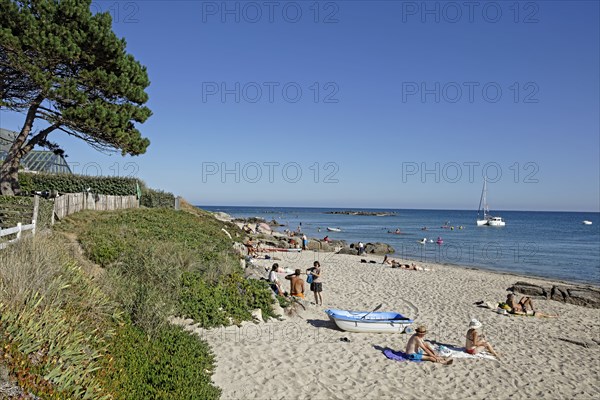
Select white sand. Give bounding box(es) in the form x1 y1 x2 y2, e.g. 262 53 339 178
188 251 600 400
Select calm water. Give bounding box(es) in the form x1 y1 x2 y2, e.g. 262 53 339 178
201 206 600 285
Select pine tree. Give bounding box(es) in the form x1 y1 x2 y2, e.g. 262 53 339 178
0 0 151 195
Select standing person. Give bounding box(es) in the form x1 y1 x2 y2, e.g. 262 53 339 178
465 319 500 358
358 241 365 255
302 234 308 250
268 264 285 296
307 261 323 305
285 269 305 299
405 326 453 364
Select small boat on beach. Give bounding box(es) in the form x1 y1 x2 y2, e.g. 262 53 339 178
325 309 413 333
327 227 341 232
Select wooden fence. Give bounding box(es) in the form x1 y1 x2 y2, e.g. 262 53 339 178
53 193 139 221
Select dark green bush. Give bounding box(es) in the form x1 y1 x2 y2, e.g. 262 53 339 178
102 322 220 400
18 172 139 196
179 272 277 327
140 187 175 208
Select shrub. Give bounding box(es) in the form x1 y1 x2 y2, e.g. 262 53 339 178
140 187 175 208
0 235 116 399
101 323 220 400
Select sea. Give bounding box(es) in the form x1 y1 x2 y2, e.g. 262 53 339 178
201 206 600 286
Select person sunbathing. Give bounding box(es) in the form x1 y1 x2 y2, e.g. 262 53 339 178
406 326 453 364
505 293 535 314
504 293 559 318
465 319 500 358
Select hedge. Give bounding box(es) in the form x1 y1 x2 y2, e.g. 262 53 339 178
19 172 139 196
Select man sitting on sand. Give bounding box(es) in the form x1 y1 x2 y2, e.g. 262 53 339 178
285 269 305 299
465 319 500 358
406 326 453 364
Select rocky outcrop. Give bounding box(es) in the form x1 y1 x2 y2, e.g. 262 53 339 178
325 211 396 216
364 242 395 255
509 281 600 309
337 247 358 255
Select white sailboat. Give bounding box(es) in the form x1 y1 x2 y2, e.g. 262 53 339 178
476 178 505 227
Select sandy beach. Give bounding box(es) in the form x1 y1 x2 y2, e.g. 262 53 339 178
180 250 599 400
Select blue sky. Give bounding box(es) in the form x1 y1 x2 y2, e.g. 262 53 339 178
1 0 599 211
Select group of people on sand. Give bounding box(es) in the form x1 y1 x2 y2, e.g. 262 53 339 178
407 293 559 364
267 261 324 305
406 318 499 365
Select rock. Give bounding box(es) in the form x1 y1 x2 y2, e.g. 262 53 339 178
307 240 333 252
213 212 233 222
565 287 600 308
251 308 263 322
550 285 568 302
337 247 358 255
232 242 246 256
364 242 395 255
511 281 600 309
508 281 549 298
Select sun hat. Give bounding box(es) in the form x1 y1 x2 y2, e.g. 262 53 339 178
469 319 483 329
415 325 427 334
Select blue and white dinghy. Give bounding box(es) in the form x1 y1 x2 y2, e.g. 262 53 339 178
325 308 413 333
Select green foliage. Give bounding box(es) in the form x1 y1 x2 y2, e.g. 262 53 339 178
0 0 152 154
140 187 175 208
18 172 139 196
179 272 278 327
57 207 275 332
0 235 117 399
102 323 220 400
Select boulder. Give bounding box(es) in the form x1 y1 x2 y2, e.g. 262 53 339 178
213 211 233 222
307 240 333 252
508 281 549 298
364 242 395 255
564 288 600 308
337 247 358 255
251 308 263 322
510 281 600 309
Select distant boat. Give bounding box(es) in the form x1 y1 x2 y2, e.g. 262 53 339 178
327 227 341 232
476 178 505 227
582 220 593 225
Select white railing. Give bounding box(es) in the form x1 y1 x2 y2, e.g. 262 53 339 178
0 221 36 250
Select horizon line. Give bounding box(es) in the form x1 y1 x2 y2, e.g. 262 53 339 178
195 204 600 214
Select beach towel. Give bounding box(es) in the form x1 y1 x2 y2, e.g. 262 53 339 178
383 348 415 362
430 344 497 361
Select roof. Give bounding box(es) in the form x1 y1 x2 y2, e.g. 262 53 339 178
0 129 72 174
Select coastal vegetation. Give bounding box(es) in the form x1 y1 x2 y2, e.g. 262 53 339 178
0 203 277 398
